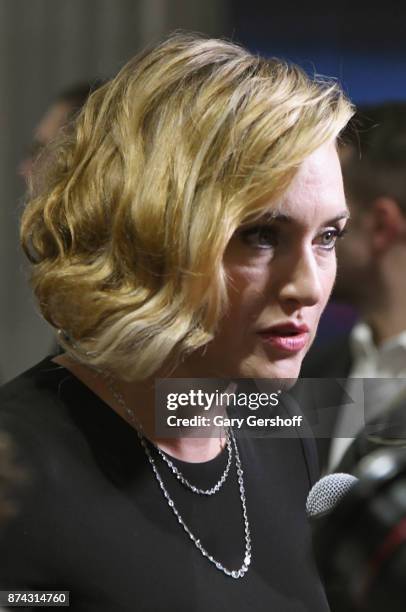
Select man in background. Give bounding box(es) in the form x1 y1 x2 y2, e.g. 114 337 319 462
300 102 406 471
19 82 100 184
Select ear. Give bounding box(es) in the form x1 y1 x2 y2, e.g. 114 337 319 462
370 197 406 254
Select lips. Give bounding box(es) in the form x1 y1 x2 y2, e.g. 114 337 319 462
257 322 309 353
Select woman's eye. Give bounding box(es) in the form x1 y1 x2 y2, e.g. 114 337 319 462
316 227 346 251
239 225 278 249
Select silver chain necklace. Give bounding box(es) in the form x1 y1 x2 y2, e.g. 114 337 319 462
103 373 252 579
155 431 233 495
103 370 232 495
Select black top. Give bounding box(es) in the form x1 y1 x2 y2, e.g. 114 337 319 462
0 357 329 612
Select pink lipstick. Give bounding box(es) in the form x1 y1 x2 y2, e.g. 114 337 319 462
258 322 309 353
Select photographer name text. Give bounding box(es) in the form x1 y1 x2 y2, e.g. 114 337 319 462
166 415 303 428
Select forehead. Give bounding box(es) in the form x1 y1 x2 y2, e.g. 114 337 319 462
275 142 348 225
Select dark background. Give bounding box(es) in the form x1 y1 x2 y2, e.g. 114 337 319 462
232 0 406 103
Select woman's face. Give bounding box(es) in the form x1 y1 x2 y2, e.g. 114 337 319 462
186 141 348 381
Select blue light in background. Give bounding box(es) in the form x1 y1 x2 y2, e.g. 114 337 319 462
249 46 406 103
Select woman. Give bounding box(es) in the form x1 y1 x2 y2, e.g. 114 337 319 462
0 33 352 611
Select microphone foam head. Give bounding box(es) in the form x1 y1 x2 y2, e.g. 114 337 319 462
306 473 358 517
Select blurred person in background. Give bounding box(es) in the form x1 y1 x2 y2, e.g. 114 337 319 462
0 33 352 611
19 81 101 185
301 103 406 471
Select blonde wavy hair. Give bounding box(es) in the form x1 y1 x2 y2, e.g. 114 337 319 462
21 33 353 381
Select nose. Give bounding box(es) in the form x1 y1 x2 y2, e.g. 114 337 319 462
278 249 325 308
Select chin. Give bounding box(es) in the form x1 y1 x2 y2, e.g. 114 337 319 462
237 354 302 386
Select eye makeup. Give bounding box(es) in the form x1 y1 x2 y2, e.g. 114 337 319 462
237 218 349 252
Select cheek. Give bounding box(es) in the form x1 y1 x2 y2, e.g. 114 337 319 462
320 258 337 308
228 261 269 287
225 262 270 322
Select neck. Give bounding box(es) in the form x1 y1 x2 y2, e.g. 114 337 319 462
154 435 227 463
364 308 406 346
360 274 406 346
53 353 228 463
118 375 229 463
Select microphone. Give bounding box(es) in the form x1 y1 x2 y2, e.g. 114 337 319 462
308 448 406 612
306 472 358 518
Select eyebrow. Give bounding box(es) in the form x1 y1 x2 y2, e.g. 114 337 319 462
258 209 350 225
